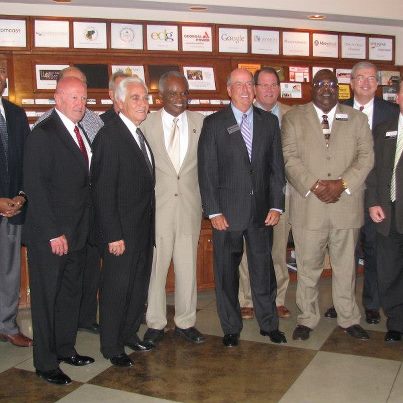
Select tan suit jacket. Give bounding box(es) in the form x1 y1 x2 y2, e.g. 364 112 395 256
141 110 204 236
282 102 374 230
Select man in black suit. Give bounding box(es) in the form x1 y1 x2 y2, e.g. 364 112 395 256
198 68 286 347
24 76 94 385
91 76 155 367
366 78 402 342
325 61 399 324
0 62 32 348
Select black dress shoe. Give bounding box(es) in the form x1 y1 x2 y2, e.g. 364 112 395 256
385 330 402 342
365 309 381 324
175 326 206 344
143 328 165 346
110 353 133 367
342 324 369 340
223 333 239 347
324 306 337 318
292 325 312 340
36 368 71 385
260 329 287 344
58 353 95 366
78 323 100 334
126 340 154 352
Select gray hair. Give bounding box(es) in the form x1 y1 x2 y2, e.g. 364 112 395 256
115 76 148 102
351 61 378 79
57 66 86 83
108 71 131 91
158 71 188 93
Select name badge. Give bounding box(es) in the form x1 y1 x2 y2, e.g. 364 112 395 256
385 131 398 138
335 113 348 121
227 124 239 134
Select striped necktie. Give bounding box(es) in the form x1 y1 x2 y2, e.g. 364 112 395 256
0 111 8 169
391 123 403 201
322 114 330 147
240 113 252 161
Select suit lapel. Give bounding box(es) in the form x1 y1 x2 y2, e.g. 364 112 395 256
155 110 178 175
306 103 327 148
225 106 250 165
383 119 399 175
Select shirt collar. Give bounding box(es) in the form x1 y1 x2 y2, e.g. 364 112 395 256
353 98 374 110
231 103 253 125
55 108 78 133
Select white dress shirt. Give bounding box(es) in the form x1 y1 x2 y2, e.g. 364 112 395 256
354 98 374 130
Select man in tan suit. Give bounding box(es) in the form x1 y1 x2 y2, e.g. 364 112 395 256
238 67 292 320
142 71 205 345
282 69 374 341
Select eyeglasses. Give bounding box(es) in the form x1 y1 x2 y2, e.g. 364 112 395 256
165 91 189 98
352 75 378 84
255 83 279 90
313 81 338 89
231 81 254 89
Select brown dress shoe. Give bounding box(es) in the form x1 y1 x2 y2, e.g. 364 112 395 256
277 306 291 318
0 332 33 347
241 307 254 320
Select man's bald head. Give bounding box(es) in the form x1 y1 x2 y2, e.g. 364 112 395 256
55 77 87 123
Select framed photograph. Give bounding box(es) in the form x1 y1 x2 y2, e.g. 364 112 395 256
183 67 216 90
182 26 213 52
35 64 70 90
280 83 302 99
341 35 366 59
148 65 179 91
74 64 109 89
34 20 69 48
147 25 178 51
0 19 26 48
369 37 393 61
336 68 352 84
73 22 107 49
238 63 261 75
282 32 309 56
312 33 338 58
338 84 351 100
289 66 310 82
111 65 145 82
383 86 397 103
251 30 279 55
111 23 143 50
377 70 400 86
218 27 248 53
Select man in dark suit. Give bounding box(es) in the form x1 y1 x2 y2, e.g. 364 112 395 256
0 62 32 348
325 61 399 324
198 68 286 347
366 78 402 342
24 76 94 385
91 76 155 367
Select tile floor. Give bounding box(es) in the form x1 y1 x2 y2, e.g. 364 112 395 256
1 276 402 403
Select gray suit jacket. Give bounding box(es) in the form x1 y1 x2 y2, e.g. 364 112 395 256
282 102 374 230
141 110 204 236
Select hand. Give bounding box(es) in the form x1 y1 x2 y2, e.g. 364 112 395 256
50 235 68 256
313 179 344 203
210 215 229 231
108 239 125 256
369 206 385 223
0 197 20 218
265 210 281 226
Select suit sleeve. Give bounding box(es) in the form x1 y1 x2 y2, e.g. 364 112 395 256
91 130 123 243
197 116 221 216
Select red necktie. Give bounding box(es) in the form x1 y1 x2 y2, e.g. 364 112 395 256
359 106 364 112
74 125 89 165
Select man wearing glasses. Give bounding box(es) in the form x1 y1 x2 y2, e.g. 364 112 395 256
282 69 374 341
198 68 286 347
324 62 399 325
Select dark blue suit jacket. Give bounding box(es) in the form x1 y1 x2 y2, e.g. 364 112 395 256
0 98 30 225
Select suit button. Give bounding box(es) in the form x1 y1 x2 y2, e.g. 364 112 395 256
174 193 178 196
327 173 331 177
250 170 253 174
177 176 180 180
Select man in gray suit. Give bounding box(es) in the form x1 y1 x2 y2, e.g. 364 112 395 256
282 69 374 341
142 71 205 345
198 68 286 347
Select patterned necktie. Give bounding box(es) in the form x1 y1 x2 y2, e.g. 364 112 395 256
136 128 153 176
0 111 8 170
167 117 180 173
74 125 89 166
359 106 364 112
390 124 403 201
240 113 252 161
321 114 330 147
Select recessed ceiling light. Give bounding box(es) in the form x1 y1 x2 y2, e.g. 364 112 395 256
53 0 72 3
189 6 208 12
308 14 326 20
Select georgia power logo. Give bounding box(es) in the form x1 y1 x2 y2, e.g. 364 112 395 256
120 27 135 43
84 26 98 41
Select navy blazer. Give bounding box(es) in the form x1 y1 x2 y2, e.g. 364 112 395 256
0 98 30 225
198 105 285 231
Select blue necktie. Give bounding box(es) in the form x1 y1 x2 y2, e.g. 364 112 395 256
240 114 252 161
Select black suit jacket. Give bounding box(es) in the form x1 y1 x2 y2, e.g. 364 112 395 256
344 97 399 132
100 107 117 124
366 112 402 236
23 110 91 250
198 105 285 231
0 98 30 225
91 114 155 250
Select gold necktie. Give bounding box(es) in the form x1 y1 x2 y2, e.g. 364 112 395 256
167 117 180 173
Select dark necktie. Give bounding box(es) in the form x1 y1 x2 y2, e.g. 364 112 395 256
74 125 89 165
0 111 8 170
136 128 153 176
240 113 253 161
321 114 330 147
359 105 364 112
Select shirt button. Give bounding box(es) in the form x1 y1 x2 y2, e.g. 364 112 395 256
327 173 331 177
